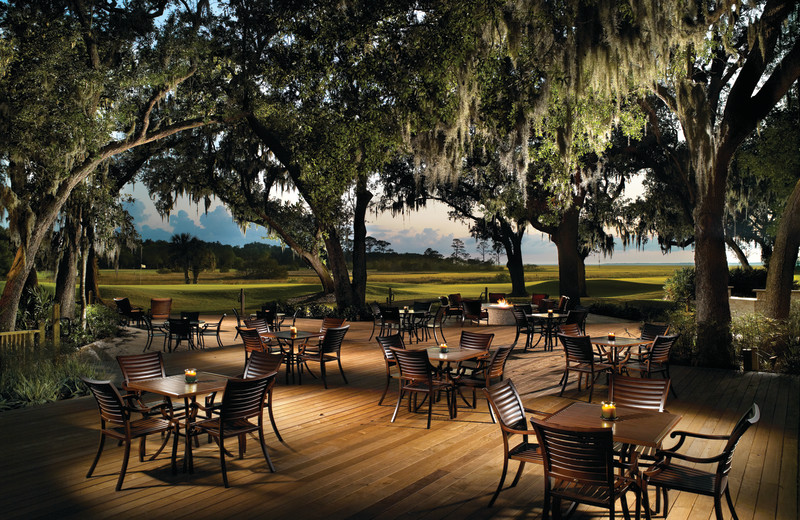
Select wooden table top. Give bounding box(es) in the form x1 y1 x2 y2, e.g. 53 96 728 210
125 372 229 399
420 346 488 363
543 401 681 448
273 330 319 341
590 336 652 348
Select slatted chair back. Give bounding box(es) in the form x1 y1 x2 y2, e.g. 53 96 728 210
413 301 432 313
538 298 557 312
320 317 347 334
391 347 434 384
531 419 615 489
243 351 284 379
381 306 401 326
511 305 529 327
448 293 463 306
609 373 670 412
483 379 527 431
238 327 267 358
320 325 349 354
219 376 272 424
565 309 588 333
376 334 404 363
83 378 128 424
531 293 549 307
719 404 760 477
557 323 582 336
557 295 571 312
149 298 172 320
488 293 506 303
117 352 166 386
649 334 679 364
484 344 514 380
459 330 494 352
558 334 594 364
114 298 136 316
244 317 270 336
641 322 670 341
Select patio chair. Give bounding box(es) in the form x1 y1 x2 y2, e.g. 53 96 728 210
530 418 642 520
390 347 455 429
488 292 506 303
531 293 549 310
188 375 277 488
624 334 680 397
456 330 494 375
140 315 168 352
643 403 760 520
297 325 350 388
232 307 243 340
511 304 536 350
113 297 144 326
482 379 551 506
165 318 195 352
376 334 405 405
454 344 514 422
564 309 588 334
557 333 613 402
149 298 172 320
462 299 488 326
242 351 285 442
81 377 178 491
199 313 227 348
556 295 570 312
238 326 270 362
368 302 383 340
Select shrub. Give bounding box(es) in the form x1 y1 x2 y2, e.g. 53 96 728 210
665 308 697 365
728 267 768 297
0 344 101 411
663 266 695 309
587 300 676 323
732 301 800 374
62 304 121 350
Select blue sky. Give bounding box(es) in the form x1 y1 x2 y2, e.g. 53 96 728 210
125 183 706 264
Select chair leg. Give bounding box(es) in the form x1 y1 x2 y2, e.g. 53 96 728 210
724 486 738 520
489 456 511 507
87 433 106 477
116 439 132 491
426 389 433 429
378 374 391 405
219 436 229 488
390 385 404 423
337 358 348 384
268 404 283 443
559 369 569 396
258 425 276 473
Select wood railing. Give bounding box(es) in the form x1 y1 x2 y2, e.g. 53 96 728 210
0 303 60 356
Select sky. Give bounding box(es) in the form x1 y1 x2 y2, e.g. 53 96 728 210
124 182 711 265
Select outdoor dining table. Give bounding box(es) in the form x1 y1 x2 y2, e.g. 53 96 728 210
590 336 652 371
272 329 320 384
526 312 568 350
399 309 426 343
125 371 229 471
542 401 681 449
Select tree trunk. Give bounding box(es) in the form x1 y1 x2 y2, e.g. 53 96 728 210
763 177 800 319
183 267 190 284
500 223 527 297
322 224 356 311
350 175 372 309
578 254 587 297
725 236 752 270
55 243 79 320
85 237 103 305
551 207 582 305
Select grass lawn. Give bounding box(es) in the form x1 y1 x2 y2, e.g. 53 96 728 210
19 263 786 315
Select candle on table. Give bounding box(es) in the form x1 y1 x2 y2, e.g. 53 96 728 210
608 332 615 341
439 343 448 353
290 326 297 337
184 368 197 384
547 309 553 316
601 401 617 420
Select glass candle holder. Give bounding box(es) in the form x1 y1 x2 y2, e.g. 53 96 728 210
290 326 297 337
547 309 553 316
601 401 617 420
184 368 197 384
607 332 615 341
439 343 448 353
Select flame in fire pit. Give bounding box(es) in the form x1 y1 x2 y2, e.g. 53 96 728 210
496 298 510 307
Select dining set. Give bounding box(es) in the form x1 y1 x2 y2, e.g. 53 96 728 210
82 350 283 490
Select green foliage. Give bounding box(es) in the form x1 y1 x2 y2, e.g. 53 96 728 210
663 267 695 308
15 286 54 331
241 255 288 280
587 299 676 323
665 308 698 365
731 302 800 374
0 345 100 411
728 267 767 297
61 304 121 351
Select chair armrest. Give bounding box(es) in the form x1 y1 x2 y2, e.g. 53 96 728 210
652 449 729 465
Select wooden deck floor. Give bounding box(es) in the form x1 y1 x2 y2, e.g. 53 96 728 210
0 316 797 519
